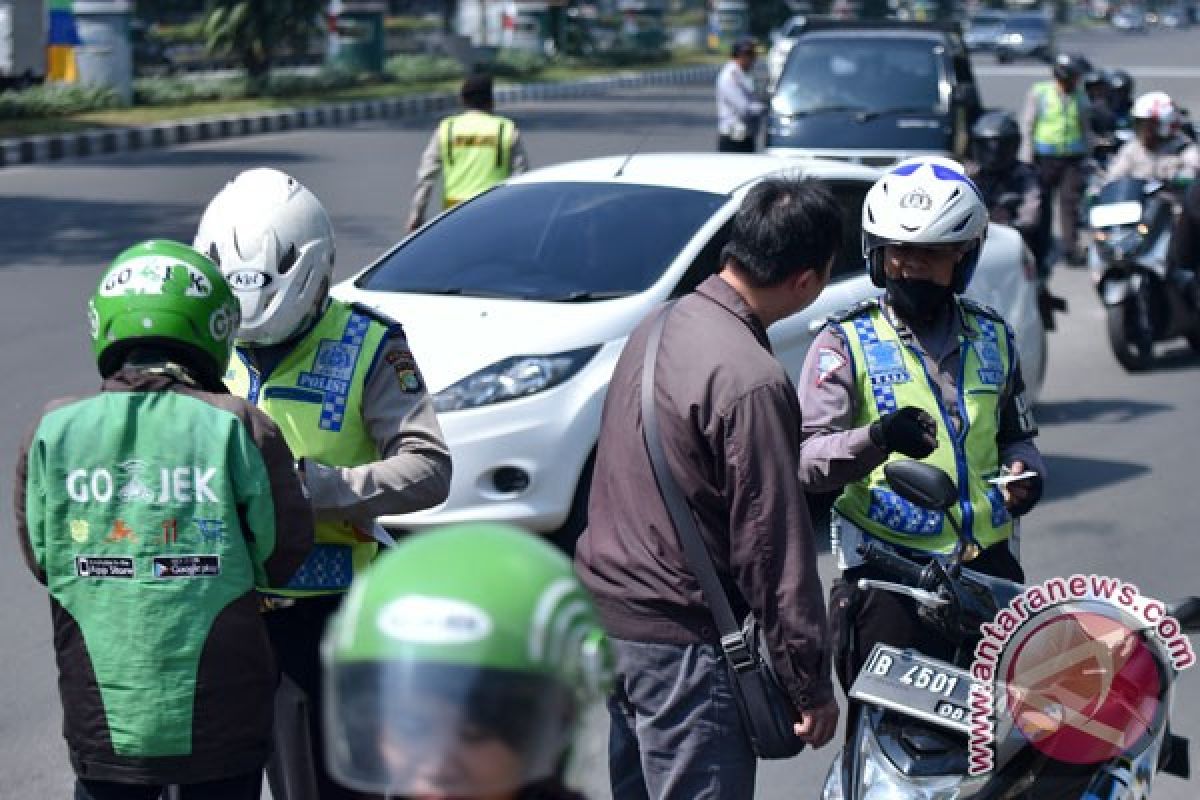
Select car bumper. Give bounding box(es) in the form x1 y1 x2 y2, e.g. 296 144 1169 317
377 345 618 535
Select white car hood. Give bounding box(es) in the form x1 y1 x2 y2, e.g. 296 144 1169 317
334 285 650 392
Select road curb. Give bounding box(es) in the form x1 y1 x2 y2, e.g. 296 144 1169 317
0 65 719 169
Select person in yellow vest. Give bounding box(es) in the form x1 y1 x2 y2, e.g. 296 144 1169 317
193 167 452 800
796 157 1045 713
406 72 529 233
1021 52 1093 266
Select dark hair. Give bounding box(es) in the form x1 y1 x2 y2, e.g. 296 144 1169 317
461 72 494 109
720 176 843 287
731 36 757 58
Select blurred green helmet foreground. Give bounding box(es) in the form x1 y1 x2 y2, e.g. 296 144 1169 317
322 522 612 797
89 239 239 382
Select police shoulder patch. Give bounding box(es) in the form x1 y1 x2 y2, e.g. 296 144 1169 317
350 302 407 337
383 348 423 393
958 297 1004 324
827 297 881 324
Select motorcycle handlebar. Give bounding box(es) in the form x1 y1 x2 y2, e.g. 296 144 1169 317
859 542 927 587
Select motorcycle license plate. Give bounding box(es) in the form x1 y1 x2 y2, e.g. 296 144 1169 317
849 644 976 734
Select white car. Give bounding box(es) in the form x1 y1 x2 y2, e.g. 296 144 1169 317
334 153 1046 546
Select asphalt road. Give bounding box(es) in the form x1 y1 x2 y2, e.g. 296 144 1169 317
1 25 1198 800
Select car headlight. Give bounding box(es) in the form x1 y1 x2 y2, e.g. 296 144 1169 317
432 346 600 412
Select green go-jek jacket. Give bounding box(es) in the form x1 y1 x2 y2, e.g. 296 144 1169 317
15 366 313 785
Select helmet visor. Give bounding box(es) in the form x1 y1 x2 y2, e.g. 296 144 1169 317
324 660 575 796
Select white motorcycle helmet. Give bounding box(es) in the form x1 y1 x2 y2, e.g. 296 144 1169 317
1132 91 1179 139
194 168 335 346
861 155 989 293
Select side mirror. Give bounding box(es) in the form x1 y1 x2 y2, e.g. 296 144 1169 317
1169 597 1200 634
884 460 958 512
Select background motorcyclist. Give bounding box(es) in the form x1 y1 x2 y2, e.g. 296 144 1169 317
797 157 1046 710
1083 70 1117 141
322 522 609 800
1105 68 1136 130
1106 91 1200 186
966 112 1063 329
967 111 1043 262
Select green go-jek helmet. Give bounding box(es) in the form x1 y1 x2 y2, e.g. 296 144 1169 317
322 523 612 797
89 240 240 381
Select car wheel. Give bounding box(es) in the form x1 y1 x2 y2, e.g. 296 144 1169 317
996 50 1012 64
548 452 595 557
1186 329 1200 354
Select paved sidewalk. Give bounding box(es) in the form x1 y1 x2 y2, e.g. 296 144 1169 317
0 65 718 169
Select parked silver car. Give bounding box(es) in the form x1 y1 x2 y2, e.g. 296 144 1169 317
964 10 1007 53
995 13 1056 62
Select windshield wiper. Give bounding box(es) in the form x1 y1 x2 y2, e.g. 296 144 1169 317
854 106 938 122
398 287 524 299
545 290 633 302
789 105 870 117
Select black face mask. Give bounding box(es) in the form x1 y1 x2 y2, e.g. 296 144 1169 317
885 277 953 323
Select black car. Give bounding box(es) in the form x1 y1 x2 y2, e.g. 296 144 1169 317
765 19 982 164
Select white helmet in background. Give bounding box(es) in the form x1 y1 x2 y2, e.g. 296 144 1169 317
1132 91 1179 138
194 168 335 346
861 155 989 292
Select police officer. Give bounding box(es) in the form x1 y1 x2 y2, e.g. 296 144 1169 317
796 157 1046 704
322 522 610 800
194 168 452 800
1022 52 1092 266
407 72 530 233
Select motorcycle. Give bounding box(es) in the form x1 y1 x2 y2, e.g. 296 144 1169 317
1088 176 1200 370
822 460 1198 800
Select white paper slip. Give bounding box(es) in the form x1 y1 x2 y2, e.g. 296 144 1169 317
987 471 1039 486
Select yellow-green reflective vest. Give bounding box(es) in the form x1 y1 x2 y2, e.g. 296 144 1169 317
1032 81 1086 157
832 301 1015 555
225 300 387 596
438 110 516 207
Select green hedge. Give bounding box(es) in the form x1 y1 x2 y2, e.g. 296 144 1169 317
0 83 124 119
490 50 549 79
383 54 465 84
133 67 369 106
1 49 681 121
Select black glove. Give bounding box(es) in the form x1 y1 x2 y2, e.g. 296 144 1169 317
869 406 938 458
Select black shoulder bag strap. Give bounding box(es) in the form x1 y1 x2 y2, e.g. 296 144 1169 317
639 302 746 663
639 303 806 760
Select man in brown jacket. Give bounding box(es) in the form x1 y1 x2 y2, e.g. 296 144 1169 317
576 176 842 800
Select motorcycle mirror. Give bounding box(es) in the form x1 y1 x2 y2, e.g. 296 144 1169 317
1168 597 1200 634
884 460 958 512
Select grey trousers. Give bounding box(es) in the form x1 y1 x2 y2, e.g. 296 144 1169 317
607 637 756 800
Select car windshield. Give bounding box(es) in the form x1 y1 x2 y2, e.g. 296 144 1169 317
1005 17 1049 32
970 13 1005 29
357 182 727 300
774 37 944 116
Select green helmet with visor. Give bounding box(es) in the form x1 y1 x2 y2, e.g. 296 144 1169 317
89 240 240 382
322 523 612 798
